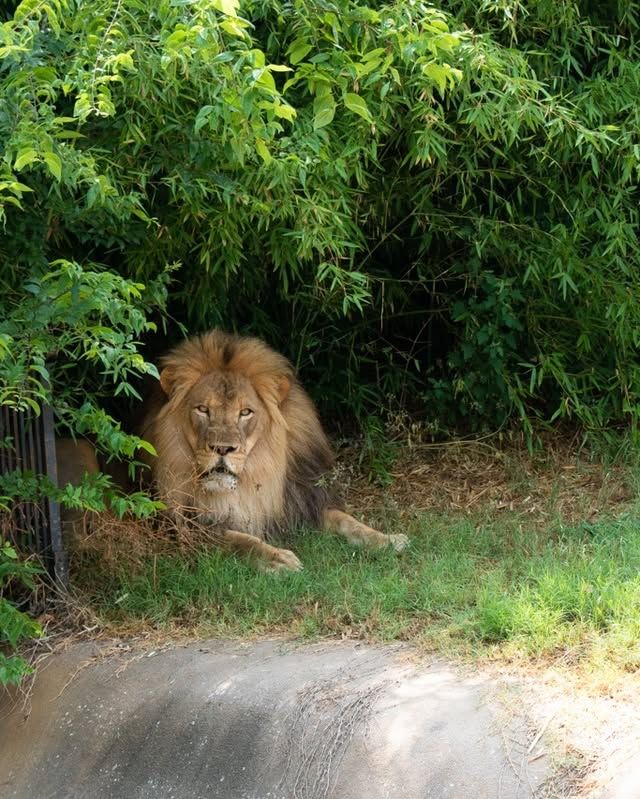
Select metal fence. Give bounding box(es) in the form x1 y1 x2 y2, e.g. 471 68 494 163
0 403 67 584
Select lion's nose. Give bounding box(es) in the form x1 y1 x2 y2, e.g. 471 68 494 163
209 443 237 456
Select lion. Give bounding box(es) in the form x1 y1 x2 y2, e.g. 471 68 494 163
139 330 408 571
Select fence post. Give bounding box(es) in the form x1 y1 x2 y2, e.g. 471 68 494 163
42 403 68 587
0 404 67 586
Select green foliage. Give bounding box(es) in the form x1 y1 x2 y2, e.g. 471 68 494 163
0 469 161 519
1 259 162 414
358 414 399 485
1 0 640 454
0 540 42 686
0 255 166 516
430 272 526 429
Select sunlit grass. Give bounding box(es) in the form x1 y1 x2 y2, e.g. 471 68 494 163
75 509 640 673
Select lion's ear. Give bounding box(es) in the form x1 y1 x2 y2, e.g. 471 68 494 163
276 375 291 405
159 366 176 397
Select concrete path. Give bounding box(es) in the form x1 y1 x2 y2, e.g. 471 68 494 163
0 640 550 799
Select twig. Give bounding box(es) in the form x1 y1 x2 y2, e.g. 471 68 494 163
528 712 556 754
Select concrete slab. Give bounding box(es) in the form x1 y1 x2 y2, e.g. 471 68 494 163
0 640 549 799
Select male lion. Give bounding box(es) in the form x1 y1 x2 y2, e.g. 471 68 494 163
140 330 408 571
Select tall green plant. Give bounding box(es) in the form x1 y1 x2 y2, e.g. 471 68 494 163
1 0 639 446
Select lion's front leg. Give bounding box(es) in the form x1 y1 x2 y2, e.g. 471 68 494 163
222 530 303 573
322 508 408 552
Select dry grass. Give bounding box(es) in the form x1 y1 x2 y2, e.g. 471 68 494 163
65 504 234 575
342 435 635 525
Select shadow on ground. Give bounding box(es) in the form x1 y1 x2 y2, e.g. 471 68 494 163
0 640 553 799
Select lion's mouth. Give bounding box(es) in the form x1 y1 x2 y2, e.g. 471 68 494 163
200 463 234 479
199 462 239 491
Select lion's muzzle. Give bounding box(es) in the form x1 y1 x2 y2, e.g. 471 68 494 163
198 457 239 492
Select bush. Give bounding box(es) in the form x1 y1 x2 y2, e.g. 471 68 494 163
1 0 639 443
1 0 637 680
0 540 42 685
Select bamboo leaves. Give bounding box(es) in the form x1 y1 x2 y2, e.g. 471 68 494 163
1 0 639 443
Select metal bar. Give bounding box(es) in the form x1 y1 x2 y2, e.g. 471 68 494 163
0 406 7 476
18 410 36 554
41 403 67 586
2 406 15 472
32 410 48 566
10 406 28 548
0 407 15 543
34 409 47 555
25 414 41 557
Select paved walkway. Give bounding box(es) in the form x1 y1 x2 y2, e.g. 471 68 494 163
0 640 550 799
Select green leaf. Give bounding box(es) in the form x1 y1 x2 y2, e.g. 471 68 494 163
273 103 297 122
267 64 293 73
14 149 39 171
255 138 272 163
422 62 448 95
43 152 62 181
362 48 386 62
194 105 213 133
435 33 460 53
313 93 336 129
343 93 373 123
220 19 247 37
164 30 187 49
113 51 135 71
254 68 276 93
288 38 312 65
211 0 239 16
137 440 157 457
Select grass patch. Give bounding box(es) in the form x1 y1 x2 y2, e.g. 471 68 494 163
73 508 640 673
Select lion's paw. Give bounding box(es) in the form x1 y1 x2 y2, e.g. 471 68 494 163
260 547 304 573
388 533 409 552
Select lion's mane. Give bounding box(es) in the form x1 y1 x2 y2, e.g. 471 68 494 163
141 330 337 536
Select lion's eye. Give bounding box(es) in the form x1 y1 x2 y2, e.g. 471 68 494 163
239 408 253 418
195 405 209 415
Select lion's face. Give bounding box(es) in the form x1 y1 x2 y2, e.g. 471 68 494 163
143 331 335 533
178 371 268 492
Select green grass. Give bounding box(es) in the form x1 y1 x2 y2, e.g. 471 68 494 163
76 510 640 672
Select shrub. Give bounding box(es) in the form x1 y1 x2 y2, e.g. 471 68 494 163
0 540 42 685
1 0 639 440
